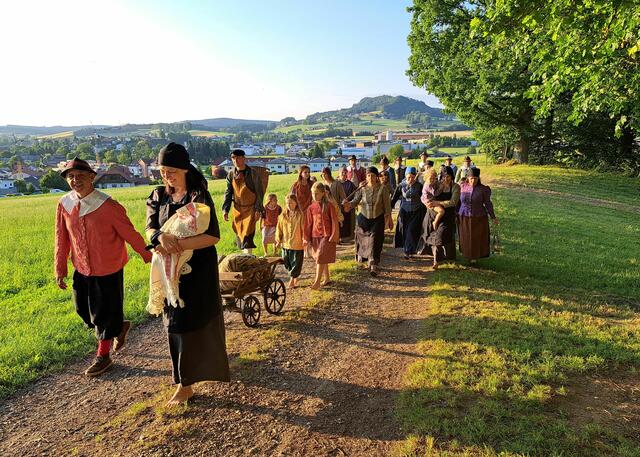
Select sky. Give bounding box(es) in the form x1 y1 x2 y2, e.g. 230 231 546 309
0 0 440 126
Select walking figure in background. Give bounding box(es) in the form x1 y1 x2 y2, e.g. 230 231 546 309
379 155 396 193
343 167 392 277
304 182 340 289
275 194 305 289
260 193 282 256
394 156 406 191
337 166 357 243
455 156 475 183
417 166 460 269
54 157 152 377
290 165 315 213
222 149 264 255
347 155 366 187
421 169 446 230
458 167 499 264
391 167 425 259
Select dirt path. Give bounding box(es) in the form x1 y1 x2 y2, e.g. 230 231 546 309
0 243 433 456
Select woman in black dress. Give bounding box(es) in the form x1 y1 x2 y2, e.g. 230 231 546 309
418 166 460 269
146 143 230 405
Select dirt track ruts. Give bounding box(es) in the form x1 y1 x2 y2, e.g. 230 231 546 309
0 243 433 456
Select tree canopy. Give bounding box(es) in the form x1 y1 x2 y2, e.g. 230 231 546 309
407 0 640 173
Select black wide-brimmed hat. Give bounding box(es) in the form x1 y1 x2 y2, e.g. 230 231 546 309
349 155 358 161
60 157 96 178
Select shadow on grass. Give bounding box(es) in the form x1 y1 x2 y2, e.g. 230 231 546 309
396 265 640 456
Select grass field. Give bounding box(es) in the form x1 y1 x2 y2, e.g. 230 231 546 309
188 130 230 138
0 173 309 398
37 131 74 140
432 130 474 137
396 161 640 455
3 158 640 454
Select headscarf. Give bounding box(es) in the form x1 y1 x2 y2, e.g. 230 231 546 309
158 142 208 191
158 142 190 170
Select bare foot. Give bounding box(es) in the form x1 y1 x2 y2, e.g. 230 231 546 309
310 282 322 290
166 385 194 406
287 279 296 289
432 262 439 270
321 280 333 286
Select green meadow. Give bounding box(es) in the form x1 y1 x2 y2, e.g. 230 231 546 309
396 161 640 455
274 116 415 135
0 173 305 398
2 157 640 455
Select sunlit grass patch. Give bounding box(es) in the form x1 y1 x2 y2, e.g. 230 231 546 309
399 268 640 454
397 161 640 455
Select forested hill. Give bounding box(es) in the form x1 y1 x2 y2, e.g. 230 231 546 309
305 95 448 123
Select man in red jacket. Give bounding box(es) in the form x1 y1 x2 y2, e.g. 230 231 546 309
54 158 152 377
346 155 366 187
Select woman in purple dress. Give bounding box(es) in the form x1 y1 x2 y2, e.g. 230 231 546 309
458 168 499 263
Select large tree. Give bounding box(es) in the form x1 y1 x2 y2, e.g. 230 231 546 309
407 0 540 162
75 143 94 160
40 170 70 191
482 0 640 165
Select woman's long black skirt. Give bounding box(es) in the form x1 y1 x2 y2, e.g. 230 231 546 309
340 209 355 242
393 206 426 255
355 213 385 265
418 206 457 261
168 312 230 386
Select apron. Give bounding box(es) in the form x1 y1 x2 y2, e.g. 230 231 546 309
231 173 257 241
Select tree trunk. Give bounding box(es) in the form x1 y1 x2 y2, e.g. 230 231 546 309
514 106 534 163
617 122 634 158
513 136 530 163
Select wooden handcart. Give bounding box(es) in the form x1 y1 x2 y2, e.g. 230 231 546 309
219 257 287 327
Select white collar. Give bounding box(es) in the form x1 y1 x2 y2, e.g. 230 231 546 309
60 189 111 217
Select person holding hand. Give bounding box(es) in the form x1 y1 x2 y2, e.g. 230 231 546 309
55 157 152 377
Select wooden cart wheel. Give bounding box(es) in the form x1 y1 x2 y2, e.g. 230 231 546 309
263 278 286 315
241 296 261 327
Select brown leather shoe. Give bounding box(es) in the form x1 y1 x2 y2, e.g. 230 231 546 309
84 355 113 377
113 320 131 353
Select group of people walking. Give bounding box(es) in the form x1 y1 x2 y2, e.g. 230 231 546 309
53 143 497 406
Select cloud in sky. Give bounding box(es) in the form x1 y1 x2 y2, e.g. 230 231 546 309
0 0 440 126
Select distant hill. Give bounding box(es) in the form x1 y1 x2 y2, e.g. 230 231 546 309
305 95 448 123
0 96 452 137
190 118 276 130
0 124 109 136
0 118 276 137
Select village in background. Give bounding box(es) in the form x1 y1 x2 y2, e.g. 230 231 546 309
0 95 476 196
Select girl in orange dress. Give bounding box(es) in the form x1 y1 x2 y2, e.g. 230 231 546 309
303 182 340 290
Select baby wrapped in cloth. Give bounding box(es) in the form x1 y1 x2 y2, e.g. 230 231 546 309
147 202 210 315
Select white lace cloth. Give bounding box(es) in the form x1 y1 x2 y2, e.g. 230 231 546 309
147 202 210 315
